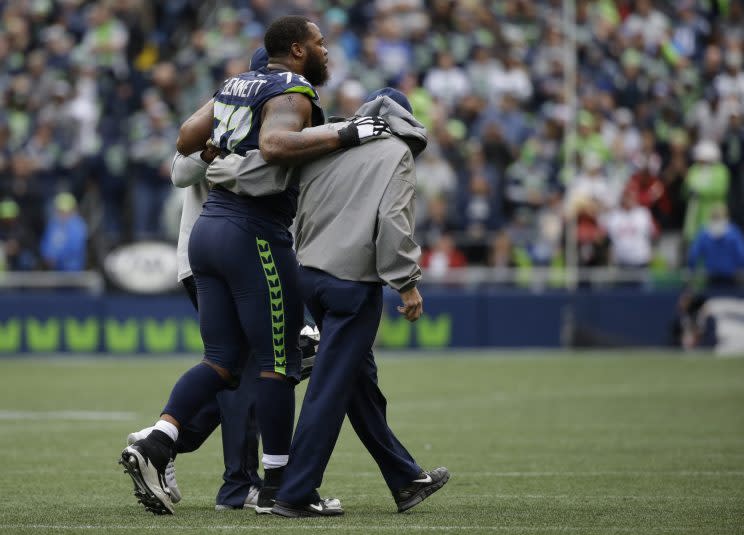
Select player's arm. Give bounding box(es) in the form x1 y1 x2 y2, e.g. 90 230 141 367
258 94 341 166
207 122 348 196
259 94 392 166
176 99 214 156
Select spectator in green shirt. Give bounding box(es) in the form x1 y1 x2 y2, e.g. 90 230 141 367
684 140 730 243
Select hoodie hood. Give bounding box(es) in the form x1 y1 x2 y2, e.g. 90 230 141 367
353 96 428 157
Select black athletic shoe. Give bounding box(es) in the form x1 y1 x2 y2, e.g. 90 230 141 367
256 465 286 514
119 431 175 515
393 467 450 513
271 497 344 518
254 486 278 514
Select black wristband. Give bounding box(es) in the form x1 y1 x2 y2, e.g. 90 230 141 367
338 125 360 148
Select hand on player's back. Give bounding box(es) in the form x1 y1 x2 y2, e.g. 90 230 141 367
338 116 392 147
201 139 220 163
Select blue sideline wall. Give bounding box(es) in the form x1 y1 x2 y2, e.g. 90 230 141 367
0 288 702 353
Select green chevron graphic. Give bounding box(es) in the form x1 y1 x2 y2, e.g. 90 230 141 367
257 238 286 375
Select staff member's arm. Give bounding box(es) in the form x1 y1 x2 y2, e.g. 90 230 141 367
207 123 342 196
170 147 218 188
375 150 423 322
206 150 289 196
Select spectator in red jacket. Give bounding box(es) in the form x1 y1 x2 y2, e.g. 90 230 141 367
625 155 671 227
421 233 468 279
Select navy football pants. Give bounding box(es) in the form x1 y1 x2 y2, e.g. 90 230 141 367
175 275 262 507
277 267 421 505
188 215 302 381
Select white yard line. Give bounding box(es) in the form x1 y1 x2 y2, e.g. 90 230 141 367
0 410 137 421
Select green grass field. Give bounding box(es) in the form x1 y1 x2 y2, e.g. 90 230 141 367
0 351 742 534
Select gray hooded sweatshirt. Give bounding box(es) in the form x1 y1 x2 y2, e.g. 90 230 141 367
206 95 427 291
294 97 427 291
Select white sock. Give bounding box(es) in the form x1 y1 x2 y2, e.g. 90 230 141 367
262 454 289 470
153 419 179 442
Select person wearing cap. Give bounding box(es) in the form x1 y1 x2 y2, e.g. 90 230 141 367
0 198 38 271
209 88 449 517
688 203 744 287
39 192 87 271
684 140 730 243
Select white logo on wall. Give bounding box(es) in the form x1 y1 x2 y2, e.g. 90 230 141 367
104 242 179 294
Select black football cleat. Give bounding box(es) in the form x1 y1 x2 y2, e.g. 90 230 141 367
119 431 175 515
254 485 278 514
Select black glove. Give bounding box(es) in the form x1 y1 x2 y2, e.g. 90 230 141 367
338 116 392 147
299 325 320 381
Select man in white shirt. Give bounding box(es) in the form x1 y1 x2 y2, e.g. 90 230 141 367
602 190 656 268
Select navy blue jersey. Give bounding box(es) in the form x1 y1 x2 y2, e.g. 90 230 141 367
205 67 325 230
212 66 324 156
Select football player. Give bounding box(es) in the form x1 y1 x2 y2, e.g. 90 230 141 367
127 46 319 513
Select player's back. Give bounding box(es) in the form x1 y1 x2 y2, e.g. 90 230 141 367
204 67 324 233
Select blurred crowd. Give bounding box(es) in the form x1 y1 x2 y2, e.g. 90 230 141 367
1 0 743 286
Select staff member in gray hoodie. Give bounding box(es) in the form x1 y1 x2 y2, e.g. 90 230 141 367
208 88 449 517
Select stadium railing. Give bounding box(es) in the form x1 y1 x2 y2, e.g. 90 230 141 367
0 271 105 294
419 266 697 291
0 268 737 294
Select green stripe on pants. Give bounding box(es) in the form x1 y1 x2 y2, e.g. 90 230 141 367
256 238 286 375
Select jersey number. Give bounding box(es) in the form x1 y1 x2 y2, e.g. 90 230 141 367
212 101 253 153
282 72 312 86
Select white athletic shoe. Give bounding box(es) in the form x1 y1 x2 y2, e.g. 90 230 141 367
119 443 175 515
127 427 181 504
215 485 261 510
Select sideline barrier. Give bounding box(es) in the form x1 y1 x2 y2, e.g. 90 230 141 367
0 288 724 353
